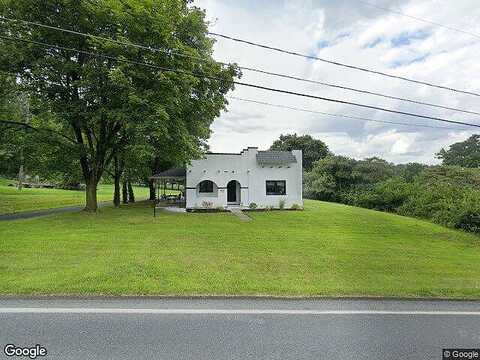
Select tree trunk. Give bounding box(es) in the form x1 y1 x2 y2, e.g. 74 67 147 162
114 175 121 207
85 178 98 212
122 181 128 204
149 178 156 201
127 181 135 203
18 95 28 191
113 156 121 207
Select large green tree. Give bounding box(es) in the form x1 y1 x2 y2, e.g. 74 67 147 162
436 134 480 168
270 133 330 171
0 0 238 211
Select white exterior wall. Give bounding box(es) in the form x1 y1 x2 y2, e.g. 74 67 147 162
186 148 303 209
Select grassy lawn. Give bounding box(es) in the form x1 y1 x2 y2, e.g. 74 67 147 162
0 178 150 214
0 199 479 297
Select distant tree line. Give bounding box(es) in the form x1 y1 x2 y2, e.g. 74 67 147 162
271 134 480 234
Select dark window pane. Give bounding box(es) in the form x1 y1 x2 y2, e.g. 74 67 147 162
266 180 286 195
199 180 214 193
266 181 276 195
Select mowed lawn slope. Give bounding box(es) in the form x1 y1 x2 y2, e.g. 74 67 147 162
0 200 479 297
0 178 150 214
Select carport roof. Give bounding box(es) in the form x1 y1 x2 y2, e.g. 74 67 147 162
150 168 186 179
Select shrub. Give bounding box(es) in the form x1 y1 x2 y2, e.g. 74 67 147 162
249 202 258 209
456 210 480 233
279 199 285 210
354 177 412 212
433 189 480 233
398 182 460 220
290 203 301 210
397 180 480 234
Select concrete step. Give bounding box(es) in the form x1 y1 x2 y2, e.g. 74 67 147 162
228 208 252 222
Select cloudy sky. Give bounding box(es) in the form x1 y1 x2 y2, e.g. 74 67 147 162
194 0 480 164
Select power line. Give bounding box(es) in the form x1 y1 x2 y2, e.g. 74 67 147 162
0 15 209 64
1 16 479 116
0 120 76 143
232 82 480 129
1 34 480 130
208 31 480 98
358 0 480 40
227 96 467 130
0 34 171 70
240 66 480 116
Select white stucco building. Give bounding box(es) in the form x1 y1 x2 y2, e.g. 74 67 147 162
184 147 302 210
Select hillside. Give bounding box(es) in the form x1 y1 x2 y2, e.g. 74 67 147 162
0 200 479 297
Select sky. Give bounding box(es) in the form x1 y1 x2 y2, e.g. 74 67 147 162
194 0 480 164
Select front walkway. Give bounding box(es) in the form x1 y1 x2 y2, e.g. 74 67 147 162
228 207 252 221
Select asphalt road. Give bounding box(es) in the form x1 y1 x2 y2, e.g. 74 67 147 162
0 298 479 359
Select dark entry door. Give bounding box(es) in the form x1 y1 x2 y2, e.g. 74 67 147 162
227 181 236 203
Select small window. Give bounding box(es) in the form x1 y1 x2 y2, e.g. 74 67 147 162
266 180 286 195
198 180 214 193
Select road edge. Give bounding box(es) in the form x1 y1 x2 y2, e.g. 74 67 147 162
0 294 479 302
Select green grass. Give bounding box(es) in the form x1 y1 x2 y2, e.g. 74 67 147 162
0 200 479 297
0 178 150 214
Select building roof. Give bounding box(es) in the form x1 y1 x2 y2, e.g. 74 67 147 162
256 151 297 166
150 168 186 179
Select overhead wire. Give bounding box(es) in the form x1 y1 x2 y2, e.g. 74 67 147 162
358 0 480 40
227 96 468 130
1 34 479 129
208 31 480 97
1 16 479 115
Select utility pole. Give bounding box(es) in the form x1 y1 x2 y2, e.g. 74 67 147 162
17 94 30 190
17 149 24 190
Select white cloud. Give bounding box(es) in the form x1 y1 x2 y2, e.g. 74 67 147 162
195 0 480 164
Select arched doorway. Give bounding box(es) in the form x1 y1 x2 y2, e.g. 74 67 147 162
227 180 240 205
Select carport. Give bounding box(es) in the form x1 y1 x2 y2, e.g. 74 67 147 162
149 168 186 215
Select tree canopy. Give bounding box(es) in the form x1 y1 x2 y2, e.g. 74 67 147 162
0 0 239 210
269 133 330 171
304 155 396 202
436 134 480 168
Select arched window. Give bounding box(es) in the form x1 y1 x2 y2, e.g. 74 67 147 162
198 180 214 193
